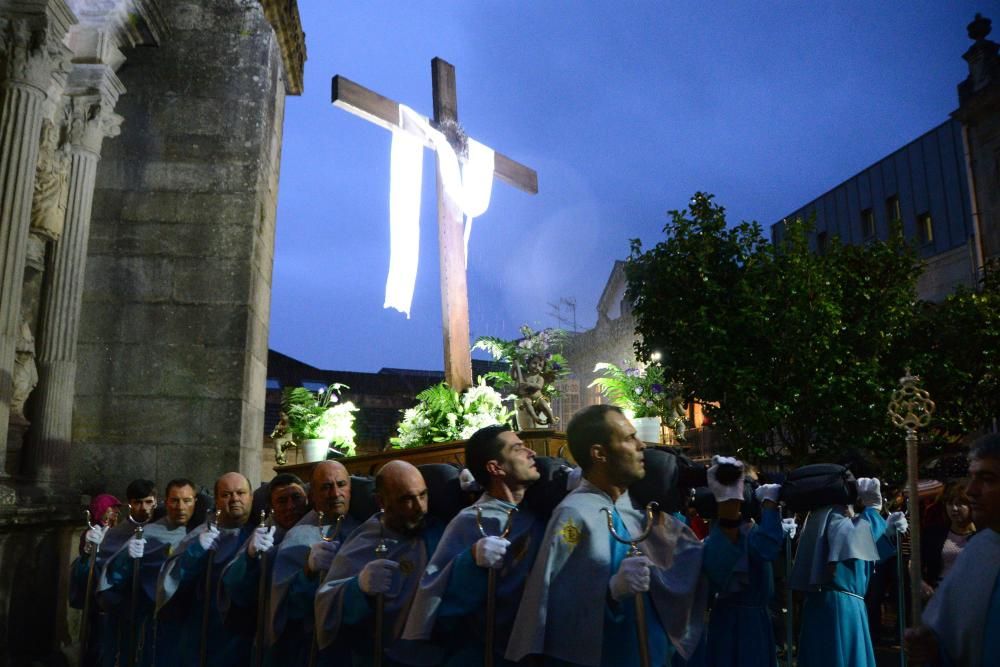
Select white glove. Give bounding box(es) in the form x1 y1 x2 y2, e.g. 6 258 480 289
473 536 510 569
85 525 107 547
608 555 651 602
755 483 782 504
781 518 798 540
247 525 276 558
307 541 341 573
198 525 220 552
886 511 908 537
358 559 399 596
566 466 583 491
857 478 883 510
707 456 745 503
126 535 146 559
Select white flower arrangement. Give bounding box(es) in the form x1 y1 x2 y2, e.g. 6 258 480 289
391 378 513 448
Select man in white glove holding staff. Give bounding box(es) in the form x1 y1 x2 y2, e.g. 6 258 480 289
403 425 545 666
506 405 707 667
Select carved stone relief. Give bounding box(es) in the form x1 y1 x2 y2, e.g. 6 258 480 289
30 119 70 240
11 319 38 424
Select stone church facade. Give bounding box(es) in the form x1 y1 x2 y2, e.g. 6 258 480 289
0 1 304 662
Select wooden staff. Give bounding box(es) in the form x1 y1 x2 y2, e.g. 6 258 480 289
308 512 347 667
199 509 222 667
784 513 794 667
253 510 271 667
601 502 659 667
79 510 100 659
887 369 934 628
373 510 389 667
895 537 908 667
126 511 147 667
474 505 517 667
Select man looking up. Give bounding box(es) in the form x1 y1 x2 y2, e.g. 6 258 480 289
101 479 197 667
220 473 310 664
268 461 359 666
157 472 254 666
316 460 445 666
404 424 545 665
507 405 707 666
906 433 1000 667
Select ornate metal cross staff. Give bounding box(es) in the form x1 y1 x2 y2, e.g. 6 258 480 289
199 509 222 667
307 511 348 667
887 368 935 631
600 502 659 667
126 508 149 667
79 509 100 658
253 510 272 667
474 505 517 667
373 509 389 667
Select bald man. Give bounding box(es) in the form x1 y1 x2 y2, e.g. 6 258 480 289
220 473 310 665
157 472 255 667
316 460 446 666
265 461 360 666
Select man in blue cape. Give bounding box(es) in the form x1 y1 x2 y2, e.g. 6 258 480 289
906 433 1000 667
156 471 255 666
100 478 196 666
266 461 359 666
219 472 309 665
791 475 906 667
506 404 707 667
315 460 445 666
403 424 546 665
70 492 122 667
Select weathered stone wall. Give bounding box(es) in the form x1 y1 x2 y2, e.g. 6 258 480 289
75 0 286 494
562 312 641 409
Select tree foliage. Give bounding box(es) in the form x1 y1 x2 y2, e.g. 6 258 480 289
625 192 996 479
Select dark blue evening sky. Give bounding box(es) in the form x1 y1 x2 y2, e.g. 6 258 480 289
270 1 985 373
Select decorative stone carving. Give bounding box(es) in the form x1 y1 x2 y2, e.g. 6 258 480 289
65 0 167 49
259 0 305 95
0 5 76 92
11 320 38 424
63 92 122 154
30 119 70 240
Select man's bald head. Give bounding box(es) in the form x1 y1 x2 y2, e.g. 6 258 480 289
375 461 428 535
311 460 351 519
215 472 252 527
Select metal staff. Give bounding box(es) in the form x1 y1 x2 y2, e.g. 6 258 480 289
252 510 272 667
79 509 100 659
600 502 659 667
199 509 222 667
888 369 934 627
373 510 389 667
307 512 347 667
895 533 907 667
126 509 149 667
475 505 517 667
782 507 794 667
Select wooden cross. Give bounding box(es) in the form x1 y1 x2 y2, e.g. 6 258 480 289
332 58 538 392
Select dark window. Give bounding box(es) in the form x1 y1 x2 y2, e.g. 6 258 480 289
816 231 828 255
917 213 934 245
886 195 901 224
861 208 875 239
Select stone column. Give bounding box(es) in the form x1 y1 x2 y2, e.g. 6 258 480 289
0 0 74 483
24 70 121 486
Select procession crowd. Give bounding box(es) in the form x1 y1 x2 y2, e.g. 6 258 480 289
72 405 1000 667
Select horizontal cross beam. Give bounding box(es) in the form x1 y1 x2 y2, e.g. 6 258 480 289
331 75 539 194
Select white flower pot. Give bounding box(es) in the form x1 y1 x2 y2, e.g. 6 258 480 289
633 416 662 444
301 438 330 463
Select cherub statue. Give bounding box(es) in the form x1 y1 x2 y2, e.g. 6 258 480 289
270 411 296 465
513 354 559 429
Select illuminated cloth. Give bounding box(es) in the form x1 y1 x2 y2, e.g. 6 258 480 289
386 104 495 317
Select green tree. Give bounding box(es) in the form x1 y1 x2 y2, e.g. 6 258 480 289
626 193 927 476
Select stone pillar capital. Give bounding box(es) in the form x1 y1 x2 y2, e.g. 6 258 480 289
0 0 76 93
62 89 120 153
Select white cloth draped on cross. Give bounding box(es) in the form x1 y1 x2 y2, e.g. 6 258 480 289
385 104 495 318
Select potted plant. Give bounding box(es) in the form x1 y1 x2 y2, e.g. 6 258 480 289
274 383 358 463
588 361 687 443
472 325 571 429
390 378 513 448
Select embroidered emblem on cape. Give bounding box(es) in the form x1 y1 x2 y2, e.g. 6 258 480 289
398 559 415 575
559 519 581 546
